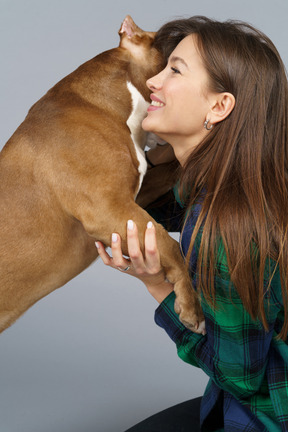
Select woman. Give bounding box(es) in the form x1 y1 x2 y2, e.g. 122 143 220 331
96 16 288 431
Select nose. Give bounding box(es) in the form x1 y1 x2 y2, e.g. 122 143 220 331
146 70 163 92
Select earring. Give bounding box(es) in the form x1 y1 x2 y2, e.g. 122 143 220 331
204 119 213 130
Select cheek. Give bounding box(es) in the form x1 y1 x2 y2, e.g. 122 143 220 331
183 89 209 119
171 97 207 134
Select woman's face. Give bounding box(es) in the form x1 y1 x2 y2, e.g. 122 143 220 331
142 34 215 164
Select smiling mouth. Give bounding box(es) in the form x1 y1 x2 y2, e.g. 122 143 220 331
150 100 164 107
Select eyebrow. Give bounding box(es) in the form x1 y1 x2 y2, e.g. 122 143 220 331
169 55 189 69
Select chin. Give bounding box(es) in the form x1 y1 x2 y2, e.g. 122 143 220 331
141 116 151 132
142 119 160 135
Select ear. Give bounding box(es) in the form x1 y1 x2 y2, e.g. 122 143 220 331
119 15 140 40
208 92 235 125
118 16 143 50
118 15 155 59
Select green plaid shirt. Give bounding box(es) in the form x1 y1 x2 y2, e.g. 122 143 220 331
150 194 288 431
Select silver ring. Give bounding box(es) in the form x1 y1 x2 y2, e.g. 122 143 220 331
117 265 130 272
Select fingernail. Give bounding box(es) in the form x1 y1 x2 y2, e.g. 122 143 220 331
127 220 134 230
95 242 100 249
147 221 153 229
112 233 118 243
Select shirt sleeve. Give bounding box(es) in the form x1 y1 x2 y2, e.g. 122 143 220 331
145 189 185 232
155 270 283 401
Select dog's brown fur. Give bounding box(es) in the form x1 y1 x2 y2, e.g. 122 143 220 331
0 16 204 333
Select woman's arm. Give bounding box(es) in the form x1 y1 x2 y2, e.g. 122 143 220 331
96 222 283 401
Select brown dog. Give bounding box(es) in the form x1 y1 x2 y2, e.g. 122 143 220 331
0 16 204 333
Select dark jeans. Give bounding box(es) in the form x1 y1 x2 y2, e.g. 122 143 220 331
124 397 202 432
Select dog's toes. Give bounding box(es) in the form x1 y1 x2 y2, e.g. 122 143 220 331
174 300 206 335
197 320 206 335
180 317 206 335
174 299 181 314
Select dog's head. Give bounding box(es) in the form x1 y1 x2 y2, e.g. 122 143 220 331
118 16 165 100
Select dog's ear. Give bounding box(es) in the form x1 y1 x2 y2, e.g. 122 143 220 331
118 15 155 58
119 15 141 40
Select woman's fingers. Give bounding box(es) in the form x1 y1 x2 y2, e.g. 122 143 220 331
96 236 131 271
111 233 130 270
96 220 163 278
144 222 162 273
95 241 113 266
126 220 145 272
126 220 164 281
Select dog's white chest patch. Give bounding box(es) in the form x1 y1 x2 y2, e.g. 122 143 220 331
126 81 149 196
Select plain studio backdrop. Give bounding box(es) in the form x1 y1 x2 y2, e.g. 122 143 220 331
0 1 287 431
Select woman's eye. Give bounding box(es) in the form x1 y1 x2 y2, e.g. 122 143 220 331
171 67 180 74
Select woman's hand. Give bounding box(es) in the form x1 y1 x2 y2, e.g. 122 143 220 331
95 220 174 303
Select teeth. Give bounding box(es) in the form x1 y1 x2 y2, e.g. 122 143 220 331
151 100 164 107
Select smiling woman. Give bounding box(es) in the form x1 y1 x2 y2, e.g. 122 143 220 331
97 14 288 432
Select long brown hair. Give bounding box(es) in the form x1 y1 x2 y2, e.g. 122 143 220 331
155 16 288 339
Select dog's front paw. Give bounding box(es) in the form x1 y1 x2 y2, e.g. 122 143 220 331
174 299 206 335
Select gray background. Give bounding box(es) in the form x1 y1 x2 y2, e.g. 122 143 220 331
0 1 287 431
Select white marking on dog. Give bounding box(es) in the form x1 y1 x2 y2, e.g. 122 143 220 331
126 81 149 196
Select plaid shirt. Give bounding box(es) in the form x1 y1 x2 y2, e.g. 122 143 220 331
151 193 288 432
